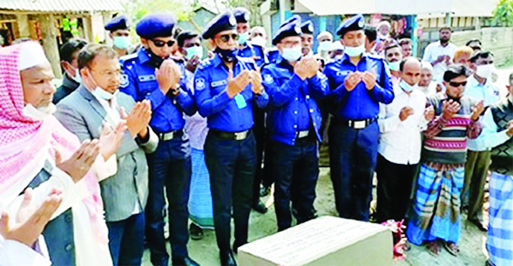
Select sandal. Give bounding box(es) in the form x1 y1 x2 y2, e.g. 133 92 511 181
426 240 440 257
444 241 460 256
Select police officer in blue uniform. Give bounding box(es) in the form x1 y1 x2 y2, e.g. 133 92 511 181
233 7 266 67
300 20 314 57
119 13 199 266
323 14 394 221
104 15 132 57
194 10 269 266
266 16 300 64
233 7 269 214
262 18 328 231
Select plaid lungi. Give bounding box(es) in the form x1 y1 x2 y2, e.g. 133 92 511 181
487 172 513 266
407 163 464 245
188 148 214 228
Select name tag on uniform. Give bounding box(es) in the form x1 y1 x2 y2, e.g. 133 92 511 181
211 80 227 87
336 70 352 76
139 75 156 82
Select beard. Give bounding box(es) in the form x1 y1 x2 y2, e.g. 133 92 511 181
440 37 450 44
37 103 56 115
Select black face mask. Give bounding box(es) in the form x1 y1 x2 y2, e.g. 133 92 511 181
145 48 168 68
215 47 237 62
446 95 461 103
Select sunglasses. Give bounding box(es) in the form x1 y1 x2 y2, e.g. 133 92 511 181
219 34 239 43
449 81 467 87
151 39 175 47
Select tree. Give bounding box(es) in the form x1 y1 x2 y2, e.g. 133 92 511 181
492 0 513 27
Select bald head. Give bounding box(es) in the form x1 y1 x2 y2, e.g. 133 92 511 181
400 57 422 86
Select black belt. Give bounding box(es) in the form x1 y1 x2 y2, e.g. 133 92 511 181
210 129 251 140
334 116 377 129
157 129 183 141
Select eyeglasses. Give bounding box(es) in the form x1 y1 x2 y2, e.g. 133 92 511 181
219 34 239 43
449 81 467 87
151 39 175 47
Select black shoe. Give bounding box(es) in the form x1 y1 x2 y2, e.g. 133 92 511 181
260 186 270 197
220 250 237 266
252 201 268 214
189 223 204 240
172 257 200 266
469 218 488 232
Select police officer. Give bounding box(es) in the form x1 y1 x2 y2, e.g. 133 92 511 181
194 10 269 266
300 20 314 56
104 15 132 57
262 18 328 231
119 13 199 266
323 14 394 221
233 7 268 214
233 7 266 67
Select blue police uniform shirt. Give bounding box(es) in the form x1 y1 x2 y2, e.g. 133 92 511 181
119 48 196 134
194 54 269 132
323 53 394 120
238 42 266 67
267 48 280 64
262 55 328 145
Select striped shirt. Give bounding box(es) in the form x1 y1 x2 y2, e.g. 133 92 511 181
422 92 482 164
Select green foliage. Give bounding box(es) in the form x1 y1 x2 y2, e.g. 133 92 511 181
124 0 194 25
493 0 513 27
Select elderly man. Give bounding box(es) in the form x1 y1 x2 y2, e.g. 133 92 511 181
418 62 437 96
55 44 158 266
0 41 125 265
0 188 62 266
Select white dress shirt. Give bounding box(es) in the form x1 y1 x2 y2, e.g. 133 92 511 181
378 84 428 165
465 75 500 151
422 41 457 79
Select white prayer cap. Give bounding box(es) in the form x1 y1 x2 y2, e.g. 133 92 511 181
18 41 50 71
421 61 433 72
330 41 344 51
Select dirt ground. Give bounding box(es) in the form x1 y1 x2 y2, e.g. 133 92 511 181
141 66 513 266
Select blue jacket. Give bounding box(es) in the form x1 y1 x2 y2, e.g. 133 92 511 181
194 54 269 132
238 42 266 67
262 56 328 145
323 53 394 120
120 48 196 134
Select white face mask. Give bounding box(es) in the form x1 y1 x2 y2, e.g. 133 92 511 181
317 41 333 54
22 103 56 121
475 64 495 79
399 80 415 93
251 36 266 47
344 44 365 57
87 69 117 100
281 46 302 62
73 68 82 83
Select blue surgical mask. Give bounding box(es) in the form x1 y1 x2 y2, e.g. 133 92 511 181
388 61 400 71
113 36 131 50
399 80 415 93
281 46 302 62
344 44 365 57
238 33 249 45
185 46 203 60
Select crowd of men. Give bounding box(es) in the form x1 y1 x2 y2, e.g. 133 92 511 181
0 8 512 266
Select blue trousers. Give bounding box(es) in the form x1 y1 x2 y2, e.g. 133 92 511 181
107 212 145 266
271 137 319 231
328 121 379 221
204 131 256 252
146 134 192 266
